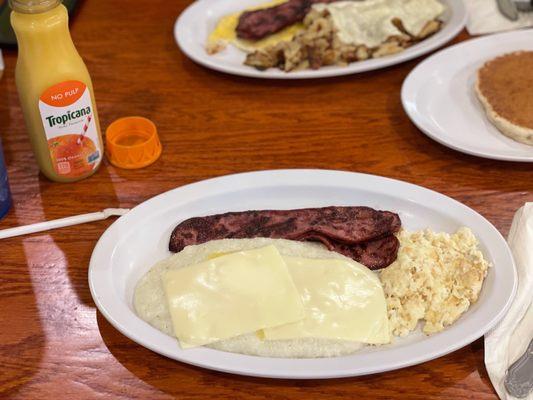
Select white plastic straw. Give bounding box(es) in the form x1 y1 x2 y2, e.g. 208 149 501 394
0 208 129 239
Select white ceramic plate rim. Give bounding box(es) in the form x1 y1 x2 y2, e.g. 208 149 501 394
173 0 467 79
89 169 517 379
401 29 533 162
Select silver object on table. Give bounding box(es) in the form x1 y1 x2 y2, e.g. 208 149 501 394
497 0 533 20
514 0 533 11
504 338 533 398
496 0 518 21
498 0 520 20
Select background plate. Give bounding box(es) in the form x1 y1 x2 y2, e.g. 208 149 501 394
402 29 533 162
89 169 516 379
174 0 466 79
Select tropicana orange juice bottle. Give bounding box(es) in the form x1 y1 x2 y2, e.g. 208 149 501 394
10 0 103 182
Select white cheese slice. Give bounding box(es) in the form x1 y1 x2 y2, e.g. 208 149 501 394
263 257 391 344
162 245 305 348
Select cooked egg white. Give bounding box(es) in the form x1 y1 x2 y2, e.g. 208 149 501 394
314 0 445 48
207 0 303 54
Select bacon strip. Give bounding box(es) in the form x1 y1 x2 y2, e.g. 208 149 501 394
169 206 401 269
236 0 339 40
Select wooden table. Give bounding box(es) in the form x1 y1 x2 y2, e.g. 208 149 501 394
0 0 530 398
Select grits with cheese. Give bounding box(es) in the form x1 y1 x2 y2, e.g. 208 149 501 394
134 238 387 358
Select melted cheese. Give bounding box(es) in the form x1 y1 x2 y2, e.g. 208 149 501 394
207 0 303 53
162 245 305 348
314 0 445 48
263 257 390 344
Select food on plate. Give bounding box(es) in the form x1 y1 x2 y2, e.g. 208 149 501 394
135 204 491 358
135 238 387 357
169 206 402 269
236 0 337 40
246 0 444 71
263 255 390 344
207 0 445 72
162 245 306 348
206 0 305 54
380 228 490 336
475 51 533 146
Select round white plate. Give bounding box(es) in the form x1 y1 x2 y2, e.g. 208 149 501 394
174 0 466 79
402 29 533 162
89 169 516 379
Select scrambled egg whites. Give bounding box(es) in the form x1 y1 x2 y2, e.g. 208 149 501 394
380 228 489 337
207 0 303 54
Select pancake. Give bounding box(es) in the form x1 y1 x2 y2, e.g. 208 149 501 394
475 51 533 145
134 238 367 358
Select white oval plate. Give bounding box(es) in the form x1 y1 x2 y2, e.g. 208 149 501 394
174 0 466 79
402 29 533 162
89 169 516 379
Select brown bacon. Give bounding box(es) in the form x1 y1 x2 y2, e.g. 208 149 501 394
169 206 401 269
236 0 340 41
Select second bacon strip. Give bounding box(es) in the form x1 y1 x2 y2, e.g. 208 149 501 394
169 206 401 269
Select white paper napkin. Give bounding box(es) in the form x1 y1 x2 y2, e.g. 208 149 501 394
466 0 533 35
485 203 533 400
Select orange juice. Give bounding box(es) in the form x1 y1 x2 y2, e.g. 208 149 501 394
10 0 103 182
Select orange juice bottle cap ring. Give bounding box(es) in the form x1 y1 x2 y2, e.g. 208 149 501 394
105 116 162 169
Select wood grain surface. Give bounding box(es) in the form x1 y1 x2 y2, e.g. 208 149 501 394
0 0 531 398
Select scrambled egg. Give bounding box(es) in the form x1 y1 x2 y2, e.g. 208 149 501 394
380 228 490 336
207 0 303 54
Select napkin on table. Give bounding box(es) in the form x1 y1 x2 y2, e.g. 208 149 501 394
466 0 533 35
485 203 533 400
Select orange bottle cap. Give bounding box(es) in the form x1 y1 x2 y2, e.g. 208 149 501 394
105 116 162 169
